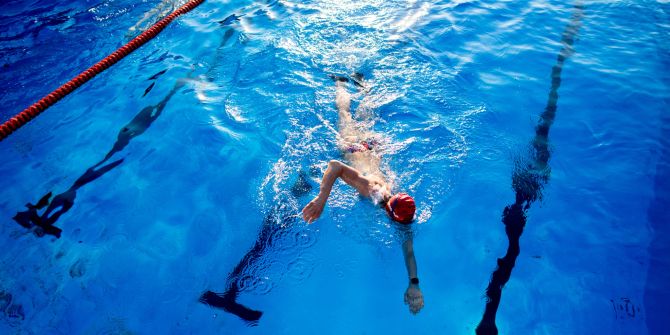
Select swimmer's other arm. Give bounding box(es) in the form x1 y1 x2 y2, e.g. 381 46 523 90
302 160 370 223
402 238 424 314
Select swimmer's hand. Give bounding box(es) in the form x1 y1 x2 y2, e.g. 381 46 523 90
302 196 326 224
404 282 424 315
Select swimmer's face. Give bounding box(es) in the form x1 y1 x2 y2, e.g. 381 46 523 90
385 193 416 224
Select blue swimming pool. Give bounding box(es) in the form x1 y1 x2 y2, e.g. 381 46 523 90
1 0 668 334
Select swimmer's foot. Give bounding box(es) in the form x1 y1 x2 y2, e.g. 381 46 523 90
328 74 349 83
199 290 263 323
350 72 364 88
350 72 371 94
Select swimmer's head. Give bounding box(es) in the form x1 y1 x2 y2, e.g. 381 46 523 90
385 193 416 224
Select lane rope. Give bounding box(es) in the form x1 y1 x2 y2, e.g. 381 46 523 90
0 0 205 142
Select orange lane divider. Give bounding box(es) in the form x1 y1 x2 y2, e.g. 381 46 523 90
0 0 205 142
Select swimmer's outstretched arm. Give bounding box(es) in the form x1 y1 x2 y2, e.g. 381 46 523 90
302 160 370 223
402 238 418 279
402 238 424 314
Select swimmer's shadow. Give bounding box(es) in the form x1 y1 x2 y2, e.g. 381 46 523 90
199 170 314 323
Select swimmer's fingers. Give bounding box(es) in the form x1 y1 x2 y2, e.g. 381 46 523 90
409 298 423 314
410 304 421 314
301 203 313 223
302 199 323 224
404 287 416 305
404 286 424 314
415 295 425 314
303 203 316 223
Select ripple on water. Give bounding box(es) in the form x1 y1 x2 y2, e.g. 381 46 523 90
269 225 318 255
236 252 288 295
237 273 274 295
286 253 316 282
331 199 405 249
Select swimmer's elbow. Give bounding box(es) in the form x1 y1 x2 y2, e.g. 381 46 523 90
327 160 344 175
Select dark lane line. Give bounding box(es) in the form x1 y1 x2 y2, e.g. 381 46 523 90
643 114 670 335
475 4 584 335
643 3 670 329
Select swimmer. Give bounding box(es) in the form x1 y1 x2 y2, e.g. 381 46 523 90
302 74 424 314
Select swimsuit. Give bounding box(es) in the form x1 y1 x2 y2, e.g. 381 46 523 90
346 138 380 153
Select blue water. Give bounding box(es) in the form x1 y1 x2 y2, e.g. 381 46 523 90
1 0 668 334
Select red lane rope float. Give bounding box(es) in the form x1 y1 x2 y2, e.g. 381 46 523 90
0 0 205 142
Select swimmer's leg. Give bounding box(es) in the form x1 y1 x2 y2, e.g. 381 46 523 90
351 72 374 121
335 83 352 121
332 75 354 131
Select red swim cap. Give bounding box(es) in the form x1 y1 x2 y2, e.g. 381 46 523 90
386 193 416 224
